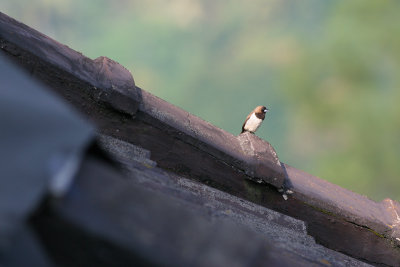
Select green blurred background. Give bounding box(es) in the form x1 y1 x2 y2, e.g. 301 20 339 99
2 0 400 201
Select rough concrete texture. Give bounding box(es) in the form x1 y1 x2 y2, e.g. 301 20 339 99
237 132 283 185
137 88 286 188
97 134 156 168
285 164 400 241
2 10 400 265
0 12 140 117
0 11 285 188
96 135 371 267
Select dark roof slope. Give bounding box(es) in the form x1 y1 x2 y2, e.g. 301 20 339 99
96 135 370 266
1 11 400 266
32 134 368 266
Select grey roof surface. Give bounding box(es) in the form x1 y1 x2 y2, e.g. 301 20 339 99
96 135 370 267
1 10 399 266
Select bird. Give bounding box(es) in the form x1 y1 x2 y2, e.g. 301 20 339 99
241 105 269 134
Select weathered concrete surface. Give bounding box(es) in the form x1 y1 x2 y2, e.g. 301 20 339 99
238 132 283 185
0 12 139 116
32 140 371 267
98 135 371 267
2 10 400 266
135 89 286 188
97 134 156 168
0 11 285 189
31 156 293 267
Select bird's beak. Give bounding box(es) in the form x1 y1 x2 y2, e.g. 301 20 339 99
265 108 269 113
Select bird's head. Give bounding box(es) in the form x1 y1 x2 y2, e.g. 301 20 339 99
255 105 269 114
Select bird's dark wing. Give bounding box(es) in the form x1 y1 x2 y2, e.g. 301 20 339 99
241 113 251 133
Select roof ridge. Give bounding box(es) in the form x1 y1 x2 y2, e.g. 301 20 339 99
1 11 398 265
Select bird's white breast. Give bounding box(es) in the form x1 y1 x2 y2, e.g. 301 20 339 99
244 112 263 132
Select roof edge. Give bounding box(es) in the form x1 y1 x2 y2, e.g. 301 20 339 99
1 11 400 265
0 12 139 116
0 11 284 188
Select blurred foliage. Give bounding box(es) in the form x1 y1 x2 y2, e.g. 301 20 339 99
2 0 400 201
